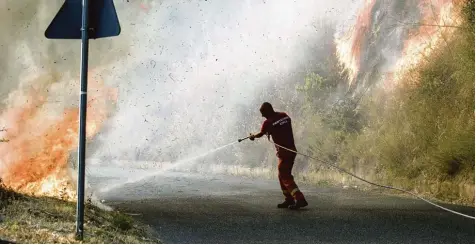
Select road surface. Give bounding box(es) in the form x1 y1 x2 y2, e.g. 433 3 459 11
91 167 475 243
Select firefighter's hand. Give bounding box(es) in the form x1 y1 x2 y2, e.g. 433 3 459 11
249 133 255 141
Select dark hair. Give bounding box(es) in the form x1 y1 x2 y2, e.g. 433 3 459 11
260 102 274 116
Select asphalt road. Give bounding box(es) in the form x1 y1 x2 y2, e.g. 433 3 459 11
92 168 475 243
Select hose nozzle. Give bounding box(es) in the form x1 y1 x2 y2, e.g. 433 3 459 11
238 136 251 142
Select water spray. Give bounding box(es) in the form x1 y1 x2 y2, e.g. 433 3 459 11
98 141 239 193
162 141 239 172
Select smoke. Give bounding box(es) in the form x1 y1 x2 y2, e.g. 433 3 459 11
1 0 382 197
0 0 153 197
0 0 138 97
87 0 363 167
335 0 457 95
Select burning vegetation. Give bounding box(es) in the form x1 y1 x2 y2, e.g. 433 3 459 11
0 0 473 206
0 70 117 201
297 0 474 204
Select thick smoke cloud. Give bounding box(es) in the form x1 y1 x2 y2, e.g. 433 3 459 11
0 0 365 182
343 0 424 94
87 0 363 168
0 0 144 115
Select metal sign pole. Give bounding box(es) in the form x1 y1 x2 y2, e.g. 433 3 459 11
76 0 89 240
45 0 121 240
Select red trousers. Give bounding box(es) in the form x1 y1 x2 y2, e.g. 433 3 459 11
278 154 305 201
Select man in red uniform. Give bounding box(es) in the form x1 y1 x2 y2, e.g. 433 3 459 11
249 102 308 210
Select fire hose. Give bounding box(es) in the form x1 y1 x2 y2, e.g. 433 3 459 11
237 135 252 142
238 136 475 220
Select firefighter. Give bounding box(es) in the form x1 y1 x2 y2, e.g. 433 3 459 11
249 102 308 210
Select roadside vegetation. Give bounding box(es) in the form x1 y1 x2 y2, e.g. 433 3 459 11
0 180 160 244
294 0 474 205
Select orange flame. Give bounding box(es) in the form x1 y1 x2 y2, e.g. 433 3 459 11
335 0 377 84
0 70 117 201
391 0 458 87
337 0 460 90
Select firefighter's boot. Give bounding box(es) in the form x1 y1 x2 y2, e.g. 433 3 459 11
288 198 308 210
277 199 295 208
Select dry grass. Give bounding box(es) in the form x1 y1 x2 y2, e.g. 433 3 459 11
295 0 475 206
0 185 160 244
